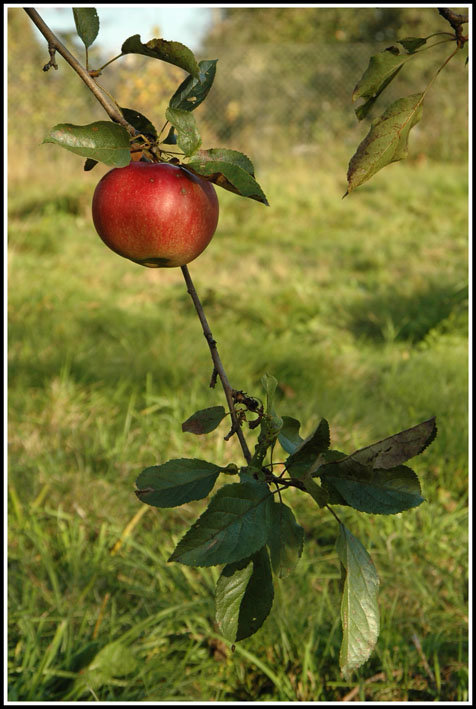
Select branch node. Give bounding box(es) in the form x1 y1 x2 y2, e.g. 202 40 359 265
43 41 58 72
438 7 469 48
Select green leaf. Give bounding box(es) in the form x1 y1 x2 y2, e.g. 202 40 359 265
190 148 256 176
320 461 424 514
168 480 272 567
120 107 157 139
278 416 303 455
72 8 99 49
336 523 380 679
72 641 137 693
310 450 348 506
135 458 223 508
346 417 437 469
398 36 428 53
165 107 201 157
346 93 424 195
169 59 218 111
285 418 330 478
43 121 131 167
216 547 274 642
267 502 304 578
121 35 200 77
316 419 435 514
312 449 347 468
352 47 410 120
186 149 268 205
302 477 328 508
182 406 227 435
261 373 279 419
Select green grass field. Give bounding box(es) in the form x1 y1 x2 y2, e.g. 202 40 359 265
7 155 468 701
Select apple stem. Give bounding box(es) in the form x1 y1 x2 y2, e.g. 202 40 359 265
180 265 252 463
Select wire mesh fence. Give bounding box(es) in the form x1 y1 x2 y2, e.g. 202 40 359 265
197 41 468 166
8 5 468 184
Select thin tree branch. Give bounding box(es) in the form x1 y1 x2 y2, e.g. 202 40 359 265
181 265 252 463
23 8 137 136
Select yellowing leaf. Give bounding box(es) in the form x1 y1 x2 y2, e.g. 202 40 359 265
346 93 424 195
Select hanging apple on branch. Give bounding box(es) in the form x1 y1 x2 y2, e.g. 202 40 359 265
92 162 219 268
37 12 268 269
22 5 457 679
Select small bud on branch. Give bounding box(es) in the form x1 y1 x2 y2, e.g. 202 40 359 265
42 42 58 71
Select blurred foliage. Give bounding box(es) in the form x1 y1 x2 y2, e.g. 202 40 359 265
8 9 103 182
8 6 468 185
199 7 468 163
204 6 452 44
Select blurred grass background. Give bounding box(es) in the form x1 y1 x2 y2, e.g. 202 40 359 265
7 6 469 702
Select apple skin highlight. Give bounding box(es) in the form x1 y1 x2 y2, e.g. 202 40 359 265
92 162 219 268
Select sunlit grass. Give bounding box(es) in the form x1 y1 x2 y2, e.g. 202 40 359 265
8 156 468 701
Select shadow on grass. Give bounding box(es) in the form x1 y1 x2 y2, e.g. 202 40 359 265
346 282 468 344
8 300 189 394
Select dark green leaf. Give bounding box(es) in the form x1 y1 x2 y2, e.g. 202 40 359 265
278 416 303 455
186 150 268 205
336 523 379 678
352 48 410 120
267 502 304 578
302 477 328 508
312 449 347 469
347 417 437 469
121 35 200 77
84 158 98 171
43 121 131 167
346 93 424 194
222 463 239 476
311 449 348 505
165 107 201 157
286 418 330 478
73 8 99 49
182 406 227 435
169 59 218 111
320 461 424 514
136 458 222 508
316 420 434 513
216 547 274 642
168 480 272 567
162 126 177 145
398 36 428 53
120 107 157 139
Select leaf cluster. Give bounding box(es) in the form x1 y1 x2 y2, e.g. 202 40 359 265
42 8 268 205
346 22 467 194
136 373 436 677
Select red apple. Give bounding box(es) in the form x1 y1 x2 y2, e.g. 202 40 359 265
92 162 219 268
